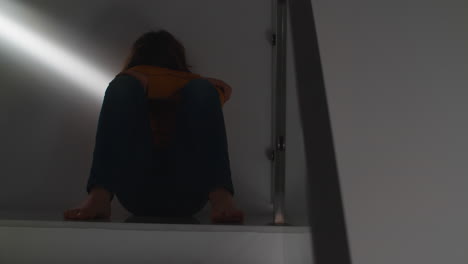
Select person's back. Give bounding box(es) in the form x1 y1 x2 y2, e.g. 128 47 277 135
63 30 243 223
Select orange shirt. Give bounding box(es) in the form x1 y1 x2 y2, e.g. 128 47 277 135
118 65 226 148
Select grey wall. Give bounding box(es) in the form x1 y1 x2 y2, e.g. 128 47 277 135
308 0 468 263
0 1 279 219
285 13 309 226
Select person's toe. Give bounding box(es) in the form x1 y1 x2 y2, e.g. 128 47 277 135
211 210 244 223
76 209 95 220
64 208 78 219
73 209 84 219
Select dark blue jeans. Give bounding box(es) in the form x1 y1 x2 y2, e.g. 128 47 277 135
86 75 234 217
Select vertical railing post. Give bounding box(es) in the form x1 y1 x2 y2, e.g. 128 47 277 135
270 0 288 225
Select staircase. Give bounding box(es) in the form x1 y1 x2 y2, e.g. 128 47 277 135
0 211 312 264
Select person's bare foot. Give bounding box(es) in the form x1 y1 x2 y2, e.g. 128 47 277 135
209 188 244 224
63 187 112 220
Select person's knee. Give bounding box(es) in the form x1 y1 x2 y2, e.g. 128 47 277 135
180 79 218 104
105 75 144 100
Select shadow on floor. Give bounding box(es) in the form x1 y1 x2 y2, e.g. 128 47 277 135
124 215 201 224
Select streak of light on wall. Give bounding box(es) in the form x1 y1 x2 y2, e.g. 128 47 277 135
0 4 112 99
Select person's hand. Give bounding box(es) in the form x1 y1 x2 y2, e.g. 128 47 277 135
204 77 232 102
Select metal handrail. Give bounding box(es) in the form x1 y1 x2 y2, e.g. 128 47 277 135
270 0 288 225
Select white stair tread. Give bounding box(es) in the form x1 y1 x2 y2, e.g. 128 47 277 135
0 211 313 264
0 210 309 233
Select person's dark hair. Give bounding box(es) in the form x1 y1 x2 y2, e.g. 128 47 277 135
121 30 192 73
